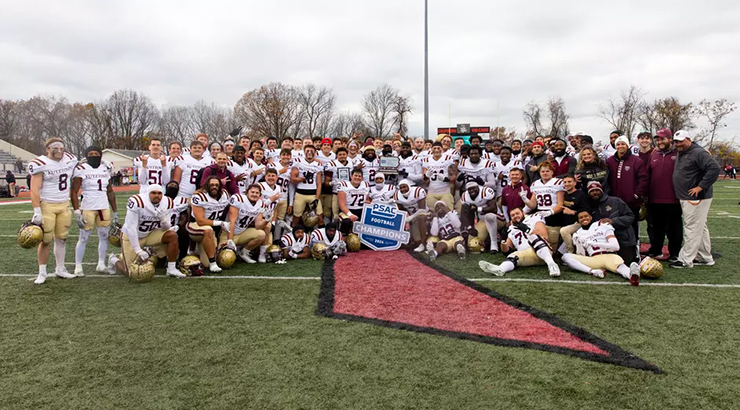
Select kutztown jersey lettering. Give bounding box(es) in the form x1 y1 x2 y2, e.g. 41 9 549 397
573 222 617 256
259 182 281 220
530 178 565 212
229 194 264 235
393 186 427 215
422 155 456 194
460 186 496 209
28 153 78 203
126 195 176 239
339 181 370 211
133 155 171 194
177 156 215 198
74 161 113 210
190 190 230 223
227 159 250 194
507 214 546 252
292 158 323 193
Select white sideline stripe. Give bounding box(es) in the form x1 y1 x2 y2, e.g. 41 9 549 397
470 278 740 288
0 274 320 280
0 200 32 206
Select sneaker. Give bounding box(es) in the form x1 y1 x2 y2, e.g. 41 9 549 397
209 263 222 273
413 243 425 253
647 253 662 259
478 260 504 277
95 262 107 273
55 268 76 279
426 247 438 262
669 260 690 269
258 253 267 264
667 256 679 264
547 263 561 277
693 259 715 267
238 248 257 264
34 273 47 285
456 243 467 260
74 264 84 277
629 262 640 286
167 268 186 278
106 254 118 275
425 241 434 253
489 248 499 255
590 269 605 279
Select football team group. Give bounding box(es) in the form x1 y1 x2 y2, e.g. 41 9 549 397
19 127 720 285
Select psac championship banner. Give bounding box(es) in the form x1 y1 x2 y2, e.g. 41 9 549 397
352 203 411 251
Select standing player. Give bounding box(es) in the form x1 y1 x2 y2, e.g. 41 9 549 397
291 145 324 227
271 148 294 226
28 138 79 284
227 146 250 194
167 141 184 170
187 176 230 272
492 147 520 197
422 142 457 210
337 169 370 235
106 185 184 278
324 147 354 221
562 210 640 286
394 179 428 252
457 145 496 190
316 138 336 164
71 146 118 276
172 140 213 200
356 146 380 187
134 138 170 194
426 201 466 261
224 184 269 264
264 136 281 163
398 142 423 185
522 161 565 250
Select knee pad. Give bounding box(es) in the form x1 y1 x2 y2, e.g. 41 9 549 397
97 227 109 240
78 229 92 244
528 234 549 252
506 254 520 267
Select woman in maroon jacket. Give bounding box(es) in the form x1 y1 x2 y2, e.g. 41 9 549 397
606 136 648 240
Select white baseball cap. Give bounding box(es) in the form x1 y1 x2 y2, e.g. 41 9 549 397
673 130 691 141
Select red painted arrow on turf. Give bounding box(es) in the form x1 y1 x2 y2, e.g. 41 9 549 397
316 250 661 373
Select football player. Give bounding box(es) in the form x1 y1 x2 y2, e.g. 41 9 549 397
106 185 184 278
187 176 230 272
291 145 323 227
70 146 118 276
28 137 79 284
325 147 354 219
264 136 280 163
460 181 500 254
227 146 250 194
168 141 184 169
291 138 304 161
422 142 457 210
397 142 423 185
478 207 560 277
134 137 170 194
368 173 395 203
338 168 370 235
457 145 496 191
247 147 267 185
223 139 236 156
356 145 380 187
309 222 346 259
522 161 565 251
316 138 336 164
394 179 428 252
258 169 283 262
224 184 269 264
172 140 214 200
492 147 521 197
562 210 640 286
271 148 294 226
426 201 466 261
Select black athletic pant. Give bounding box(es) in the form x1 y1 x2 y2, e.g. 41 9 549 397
618 242 637 265
647 203 683 258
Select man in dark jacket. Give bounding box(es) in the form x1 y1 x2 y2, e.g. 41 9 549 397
647 129 682 262
549 138 577 177
587 181 637 263
670 130 721 268
607 135 648 241
6 170 16 197
525 141 549 184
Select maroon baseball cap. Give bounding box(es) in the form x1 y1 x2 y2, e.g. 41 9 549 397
655 129 673 139
587 181 603 193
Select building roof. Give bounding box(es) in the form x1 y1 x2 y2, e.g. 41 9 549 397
102 149 149 159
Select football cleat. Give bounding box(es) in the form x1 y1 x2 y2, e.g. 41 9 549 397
209 263 222 273
478 261 504 277
456 243 467 260
55 268 76 279
413 243 425 253
33 273 47 285
106 254 119 275
95 262 107 273
669 261 689 269
74 264 84 277
238 248 257 264
426 247 437 262
167 267 186 278
258 253 267 264
590 269 605 279
547 263 561 277
629 262 640 286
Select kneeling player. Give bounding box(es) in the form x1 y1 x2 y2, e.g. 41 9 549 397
223 184 269 264
460 181 500 255
280 225 311 259
426 201 466 261
561 210 640 286
188 176 230 272
394 179 429 252
479 207 560 277
107 185 184 278
310 222 346 259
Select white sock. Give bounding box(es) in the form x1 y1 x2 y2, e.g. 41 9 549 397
500 260 516 273
484 215 498 250
616 264 631 279
562 254 592 275
110 255 121 265
97 227 109 264
39 264 47 276
167 262 176 270
535 247 556 265
259 245 267 256
54 238 66 271
75 229 92 265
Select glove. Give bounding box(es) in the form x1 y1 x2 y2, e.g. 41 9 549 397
229 126 243 137
310 199 320 209
32 207 43 225
518 191 529 201
514 222 530 234
74 209 86 229
221 221 230 232
136 249 150 262
227 240 236 251
288 250 298 259
112 212 119 224
538 209 553 218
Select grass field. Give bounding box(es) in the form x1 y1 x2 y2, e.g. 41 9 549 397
2 183 740 409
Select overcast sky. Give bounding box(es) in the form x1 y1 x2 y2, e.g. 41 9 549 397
2 0 739 145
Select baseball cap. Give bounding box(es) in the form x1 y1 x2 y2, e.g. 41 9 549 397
673 130 691 141
655 129 673 139
587 181 603 193
532 141 544 148
321 138 332 145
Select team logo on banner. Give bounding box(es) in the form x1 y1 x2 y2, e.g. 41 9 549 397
353 203 410 251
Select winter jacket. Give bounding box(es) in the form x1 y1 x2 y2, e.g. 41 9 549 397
647 148 678 204
606 150 648 208
525 154 549 185
575 164 610 195
589 193 636 246
673 142 721 200
552 154 577 178
200 164 239 195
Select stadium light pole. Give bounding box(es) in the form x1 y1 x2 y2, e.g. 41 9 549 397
424 0 429 141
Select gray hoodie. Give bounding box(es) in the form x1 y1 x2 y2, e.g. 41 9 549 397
673 142 720 200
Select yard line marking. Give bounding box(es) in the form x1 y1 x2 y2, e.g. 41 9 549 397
470 278 740 288
0 274 320 280
0 200 32 206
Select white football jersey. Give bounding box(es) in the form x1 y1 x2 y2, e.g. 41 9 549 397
368 184 396 203
444 148 460 162
28 153 78 203
461 186 496 208
325 159 355 193
493 160 523 196
358 158 380 187
310 228 344 246
269 161 293 201
573 222 617 257
280 232 310 250
264 148 281 163
483 151 501 163
507 214 546 252
291 150 305 161
413 149 430 160
316 151 336 165
259 181 281 220
176 156 214 198
422 155 455 194
398 154 423 183
247 159 266 185
393 186 427 215
530 177 565 213
599 143 639 160
434 210 462 240
339 181 370 211
229 194 264 235
125 195 176 239
190 190 230 222
134 155 171 194
458 158 496 186
172 196 190 214
227 159 251 194
168 155 184 169
74 161 113 211
292 158 323 192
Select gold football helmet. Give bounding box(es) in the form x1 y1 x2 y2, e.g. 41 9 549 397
128 259 156 283
639 257 664 279
18 222 43 249
179 255 205 276
638 204 648 221
346 234 361 252
468 237 483 254
266 244 283 262
311 243 328 260
108 222 122 247
217 248 237 269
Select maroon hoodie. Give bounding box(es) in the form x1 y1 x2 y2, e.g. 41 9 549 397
200 164 239 195
606 150 648 208
647 148 678 204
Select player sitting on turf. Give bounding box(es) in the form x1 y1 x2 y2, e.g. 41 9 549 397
426 200 466 261
70 146 118 276
310 222 346 259
281 225 311 259
394 179 429 252
460 181 500 255
479 207 560 277
187 176 230 272
561 210 641 286
107 185 184 278
337 168 370 235
224 184 269 264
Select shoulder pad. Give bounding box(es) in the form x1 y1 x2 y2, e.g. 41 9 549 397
127 195 144 210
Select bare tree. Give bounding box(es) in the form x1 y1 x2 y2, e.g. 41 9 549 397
490 127 518 144
234 83 303 140
392 95 413 137
85 102 115 150
651 97 695 136
106 89 158 149
331 112 368 139
362 84 399 138
522 101 543 136
693 98 737 150
192 101 236 141
159 105 197 144
598 85 645 137
298 84 335 139
546 96 570 138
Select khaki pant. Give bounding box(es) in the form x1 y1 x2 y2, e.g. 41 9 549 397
41 201 71 243
275 200 288 221
121 230 167 272
427 192 454 210
511 247 545 267
545 225 562 252
82 209 112 230
219 228 265 247
294 193 322 217
320 193 334 218
569 253 624 273
678 198 713 267
559 222 581 253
